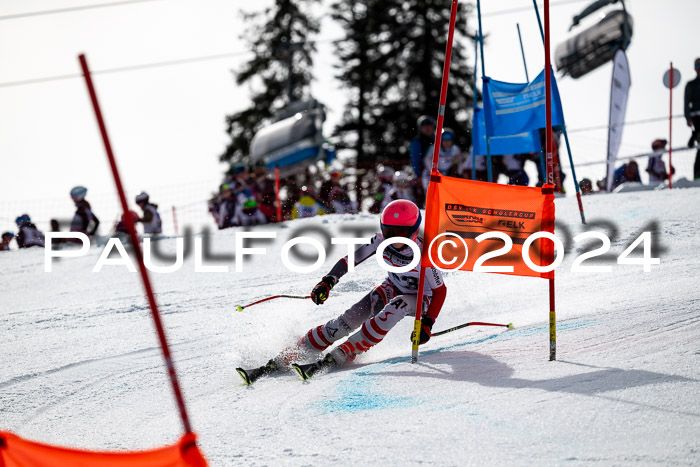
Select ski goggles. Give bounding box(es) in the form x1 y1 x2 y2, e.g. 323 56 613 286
380 214 422 240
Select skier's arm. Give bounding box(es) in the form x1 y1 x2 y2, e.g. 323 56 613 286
326 234 379 280
413 267 447 345
310 235 380 305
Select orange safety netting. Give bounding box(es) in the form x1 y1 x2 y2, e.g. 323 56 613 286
0 431 207 467
422 175 556 279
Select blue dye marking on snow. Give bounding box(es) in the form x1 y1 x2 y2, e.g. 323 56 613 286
316 320 595 413
317 374 418 413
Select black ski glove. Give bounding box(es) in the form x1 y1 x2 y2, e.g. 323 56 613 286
310 275 337 305
411 316 434 345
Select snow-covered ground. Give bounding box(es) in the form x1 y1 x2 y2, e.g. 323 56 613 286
2 187 699 466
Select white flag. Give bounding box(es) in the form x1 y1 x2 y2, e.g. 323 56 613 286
606 49 631 192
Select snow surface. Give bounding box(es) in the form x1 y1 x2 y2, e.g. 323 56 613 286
2 188 699 466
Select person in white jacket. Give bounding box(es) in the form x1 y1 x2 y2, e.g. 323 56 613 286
422 128 462 190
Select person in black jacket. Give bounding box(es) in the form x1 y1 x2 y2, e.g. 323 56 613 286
684 58 700 179
69 186 100 237
15 214 45 248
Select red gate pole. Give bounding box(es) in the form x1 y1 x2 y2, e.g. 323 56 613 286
275 166 282 222
79 54 194 434
669 62 673 189
412 0 459 363
543 0 556 361
172 205 179 235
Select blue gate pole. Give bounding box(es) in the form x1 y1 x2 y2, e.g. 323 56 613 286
476 0 493 182
471 34 480 180
533 0 545 43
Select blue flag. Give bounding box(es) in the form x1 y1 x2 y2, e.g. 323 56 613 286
482 68 565 138
472 107 542 156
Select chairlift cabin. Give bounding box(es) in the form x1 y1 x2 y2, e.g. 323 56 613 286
249 99 335 176
555 0 632 79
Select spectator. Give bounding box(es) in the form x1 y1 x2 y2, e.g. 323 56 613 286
503 154 530 186
1 232 14 251
459 147 488 182
612 160 641 190
326 172 358 214
409 115 436 179
646 139 673 184
319 172 336 212
291 186 327 219
70 186 100 237
254 175 278 222
237 198 268 226
114 211 140 235
369 167 395 214
579 178 594 195
684 57 700 179
135 191 162 235
389 170 418 204
234 189 268 226
423 128 462 190
15 214 45 248
217 183 237 229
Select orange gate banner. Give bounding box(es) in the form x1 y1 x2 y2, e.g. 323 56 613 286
0 431 207 467
422 175 556 279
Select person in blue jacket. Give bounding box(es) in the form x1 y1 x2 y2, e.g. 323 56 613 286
409 115 436 179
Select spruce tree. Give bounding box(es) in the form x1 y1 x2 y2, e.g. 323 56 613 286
220 1 320 169
332 0 476 169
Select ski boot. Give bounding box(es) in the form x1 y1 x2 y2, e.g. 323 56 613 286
292 354 338 381
236 359 280 386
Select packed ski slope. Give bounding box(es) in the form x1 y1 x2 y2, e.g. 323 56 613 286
1 187 699 466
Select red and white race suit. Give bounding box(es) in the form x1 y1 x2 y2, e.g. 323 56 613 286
276 233 447 367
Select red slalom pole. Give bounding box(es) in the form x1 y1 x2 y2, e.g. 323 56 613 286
78 54 194 435
275 167 282 221
430 321 514 337
236 294 311 312
543 0 557 361
669 62 674 189
172 205 179 235
412 0 460 364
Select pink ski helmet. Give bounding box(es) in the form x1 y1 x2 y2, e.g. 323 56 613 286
380 199 422 240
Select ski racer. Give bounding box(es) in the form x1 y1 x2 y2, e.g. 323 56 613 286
236 199 447 384
135 192 162 234
69 186 100 237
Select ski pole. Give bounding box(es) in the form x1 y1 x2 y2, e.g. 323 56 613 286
236 295 311 312
431 321 514 337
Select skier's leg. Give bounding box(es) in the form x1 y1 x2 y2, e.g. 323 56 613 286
273 282 395 367
327 294 418 366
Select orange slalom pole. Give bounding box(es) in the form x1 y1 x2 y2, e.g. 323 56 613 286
79 53 194 434
412 0 459 364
